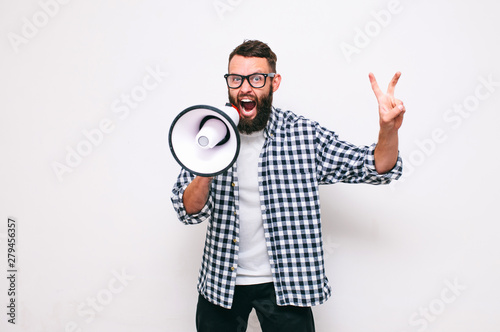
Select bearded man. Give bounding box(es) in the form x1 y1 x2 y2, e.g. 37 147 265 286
171 39 405 332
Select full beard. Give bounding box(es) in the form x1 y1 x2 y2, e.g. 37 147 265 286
228 88 273 134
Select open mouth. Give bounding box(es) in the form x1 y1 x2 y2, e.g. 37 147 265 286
240 99 256 116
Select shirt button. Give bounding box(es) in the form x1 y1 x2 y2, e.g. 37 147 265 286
233 239 237 244
231 182 235 187
231 267 235 271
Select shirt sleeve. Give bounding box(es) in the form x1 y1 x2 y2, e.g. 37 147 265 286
170 168 213 225
314 123 403 185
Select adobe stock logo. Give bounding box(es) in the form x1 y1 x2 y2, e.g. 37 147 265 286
51 65 167 182
7 0 72 53
407 278 466 332
213 0 244 20
392 74 499 187
65 268 135 332
340 0 403 63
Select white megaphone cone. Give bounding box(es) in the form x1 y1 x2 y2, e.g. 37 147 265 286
196 118 229 149
168 104 241 177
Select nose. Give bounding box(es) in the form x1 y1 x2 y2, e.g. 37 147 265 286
239 77 253 93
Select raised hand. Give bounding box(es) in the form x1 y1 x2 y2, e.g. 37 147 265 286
369 72 405 174
369 72 405 133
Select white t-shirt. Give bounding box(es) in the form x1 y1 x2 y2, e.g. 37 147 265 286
235 130 273 285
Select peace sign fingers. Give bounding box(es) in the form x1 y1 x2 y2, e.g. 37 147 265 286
387 71 401 96
369 71 405 132
369 71 401 101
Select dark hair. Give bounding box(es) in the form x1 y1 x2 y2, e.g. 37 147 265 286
228 40 277 72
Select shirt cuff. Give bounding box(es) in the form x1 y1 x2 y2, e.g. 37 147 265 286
176 186 212 225
364 143 403 180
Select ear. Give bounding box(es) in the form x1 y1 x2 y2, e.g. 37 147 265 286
271 73 282 92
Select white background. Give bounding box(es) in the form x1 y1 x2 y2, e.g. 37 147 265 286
1 0 499 331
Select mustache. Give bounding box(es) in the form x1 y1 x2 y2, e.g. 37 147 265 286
237 93 256 100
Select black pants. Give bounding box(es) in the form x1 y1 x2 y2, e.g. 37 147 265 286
196 282 315 332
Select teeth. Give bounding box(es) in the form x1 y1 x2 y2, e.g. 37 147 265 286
241 99 252 102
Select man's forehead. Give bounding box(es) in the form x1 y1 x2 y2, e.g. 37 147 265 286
229 55 270 73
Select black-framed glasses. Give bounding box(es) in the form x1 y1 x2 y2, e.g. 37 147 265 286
224 73 275 89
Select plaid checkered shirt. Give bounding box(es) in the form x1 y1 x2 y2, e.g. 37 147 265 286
171 107 403 309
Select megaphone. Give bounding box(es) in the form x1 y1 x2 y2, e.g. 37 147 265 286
168 104 241 177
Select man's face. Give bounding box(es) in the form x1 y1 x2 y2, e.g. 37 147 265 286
227 55 281 134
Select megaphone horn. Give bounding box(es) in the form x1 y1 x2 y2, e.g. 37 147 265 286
169 104 241 177
196 116 231 149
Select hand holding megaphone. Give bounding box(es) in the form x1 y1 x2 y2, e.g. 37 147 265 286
169 104 240 177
